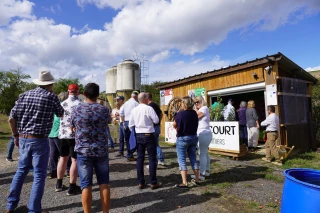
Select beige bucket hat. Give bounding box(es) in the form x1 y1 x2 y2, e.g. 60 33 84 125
32 71 57 85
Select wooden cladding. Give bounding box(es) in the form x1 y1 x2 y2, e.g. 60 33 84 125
171 67 265 99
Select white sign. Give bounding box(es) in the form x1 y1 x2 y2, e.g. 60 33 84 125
165 122 177 143
266 84 277 105
209 121 240 152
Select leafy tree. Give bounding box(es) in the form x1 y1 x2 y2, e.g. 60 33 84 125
53 78 84 95
0 69 36 114
142 81 165 105
312 79 320 145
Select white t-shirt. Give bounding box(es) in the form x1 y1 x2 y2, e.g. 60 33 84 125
197 106 211 135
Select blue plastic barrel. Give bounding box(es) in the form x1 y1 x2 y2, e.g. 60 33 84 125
281 168 320 213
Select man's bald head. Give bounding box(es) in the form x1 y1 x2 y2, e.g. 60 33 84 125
138 92 148 104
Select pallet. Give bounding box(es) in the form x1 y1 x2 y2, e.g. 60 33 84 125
209 144 248 160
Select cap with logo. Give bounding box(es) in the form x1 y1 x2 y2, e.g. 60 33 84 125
115 96 124 100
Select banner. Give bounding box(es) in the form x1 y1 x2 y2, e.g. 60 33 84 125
188 88 206 100
160 89 173 106
208 121 240 152
165 122 177 143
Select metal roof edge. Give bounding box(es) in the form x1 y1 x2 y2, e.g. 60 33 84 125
157 53 282 89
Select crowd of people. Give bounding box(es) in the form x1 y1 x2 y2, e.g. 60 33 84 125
4 71 280 213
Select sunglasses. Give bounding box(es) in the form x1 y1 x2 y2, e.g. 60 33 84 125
194 101 199 104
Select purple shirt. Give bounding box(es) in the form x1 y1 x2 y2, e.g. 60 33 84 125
237 107 247 126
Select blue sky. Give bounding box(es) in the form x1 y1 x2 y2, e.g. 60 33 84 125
1 0 320 89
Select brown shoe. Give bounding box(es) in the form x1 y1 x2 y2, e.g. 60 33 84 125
138 184 146 189
150 182 162 190
6 210 14 213
109 148 115 153
127 157 137 162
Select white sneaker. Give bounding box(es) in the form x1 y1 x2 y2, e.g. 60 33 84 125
190 174 205 181
146 165 149 169
205 172 210 177
158 161 165 166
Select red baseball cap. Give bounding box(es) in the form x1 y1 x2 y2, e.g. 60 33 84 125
68 84 79 92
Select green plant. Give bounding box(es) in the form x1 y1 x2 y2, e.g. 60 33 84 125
210 95 224 121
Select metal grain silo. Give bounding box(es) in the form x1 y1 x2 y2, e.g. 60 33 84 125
106 66 117 108
116 59 140 100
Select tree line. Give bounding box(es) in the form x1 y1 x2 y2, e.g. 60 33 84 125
0 69 163 115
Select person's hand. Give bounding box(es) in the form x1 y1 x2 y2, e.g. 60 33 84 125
14 136 19 148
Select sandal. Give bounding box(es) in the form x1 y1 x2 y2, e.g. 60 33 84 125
190 179 200 187
174 184 189 189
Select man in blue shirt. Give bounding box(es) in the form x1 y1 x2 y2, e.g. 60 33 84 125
71 83 110 213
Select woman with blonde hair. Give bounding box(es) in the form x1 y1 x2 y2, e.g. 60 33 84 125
246 100 259 151
191 96 212 181
173 96 200 189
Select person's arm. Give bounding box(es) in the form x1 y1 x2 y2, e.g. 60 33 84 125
261 115 272 127
53 95 64 117
119 105 125 123
70 109 76 133
8 117 19 147
253 109 259 128
128 109 135 130
150 108 159 124
196 107 206 119
173 121 177 130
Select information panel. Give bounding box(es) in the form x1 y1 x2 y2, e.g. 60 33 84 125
165 122 177 143
209 121 240 152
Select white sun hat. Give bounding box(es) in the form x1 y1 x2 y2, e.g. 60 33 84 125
32 71 57 85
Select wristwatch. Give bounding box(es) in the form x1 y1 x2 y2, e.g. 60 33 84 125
13 133 19 137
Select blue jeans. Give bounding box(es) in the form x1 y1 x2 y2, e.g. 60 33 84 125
154 125 164 163
77 153 110 189
176 135 199 171
136 133 158 185
198 132 212 175
48 137 60 173
7 136 14 159
106 127 114 148
7 138 49 213
119 121 133 158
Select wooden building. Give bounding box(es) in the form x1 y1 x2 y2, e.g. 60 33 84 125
158 52 318 152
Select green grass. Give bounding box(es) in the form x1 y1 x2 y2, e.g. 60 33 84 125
265 173 283 183
216 182 232 189
283 152 320 170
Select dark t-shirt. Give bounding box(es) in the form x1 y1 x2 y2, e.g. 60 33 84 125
148 102 162 125
174 110 198 137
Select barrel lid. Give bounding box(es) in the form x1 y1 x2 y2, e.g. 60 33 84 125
284 168 320 189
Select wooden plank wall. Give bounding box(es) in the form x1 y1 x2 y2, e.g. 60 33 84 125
160 66 265 136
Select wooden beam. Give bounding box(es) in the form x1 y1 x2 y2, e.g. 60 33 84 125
277 92 311 97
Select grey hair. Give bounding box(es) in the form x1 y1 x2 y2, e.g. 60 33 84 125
182 96 194 110
240 101 247 108
194 96 207 107
138 92 147 103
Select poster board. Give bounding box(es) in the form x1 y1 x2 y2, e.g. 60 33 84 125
164 121 240 152
209 121 240 153
160 89 173 106
165 122 177 143
266 84 277 105
188 88 206 100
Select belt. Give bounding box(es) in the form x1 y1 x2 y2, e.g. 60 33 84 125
19 134 47 139
266 131 278 133
136 133 154 136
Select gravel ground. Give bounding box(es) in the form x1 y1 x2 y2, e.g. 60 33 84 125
0 143 283 213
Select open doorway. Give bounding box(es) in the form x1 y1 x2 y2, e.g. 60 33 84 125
210 90 266 142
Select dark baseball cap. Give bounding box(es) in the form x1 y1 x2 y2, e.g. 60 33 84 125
115 96 124 100
228 98 233 102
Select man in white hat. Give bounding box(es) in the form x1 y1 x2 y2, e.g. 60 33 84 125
6 71 64 213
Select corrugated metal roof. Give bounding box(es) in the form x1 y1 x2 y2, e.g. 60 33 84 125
157 52 317 89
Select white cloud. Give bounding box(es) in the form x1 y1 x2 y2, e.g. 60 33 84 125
151 50 170 62
149 55 230 83
1 0 320 90
306 66 320 71
192 58 204 64
0 0 34 26
76 0 140 10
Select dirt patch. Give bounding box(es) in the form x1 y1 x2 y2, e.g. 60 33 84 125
0 143 283 213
